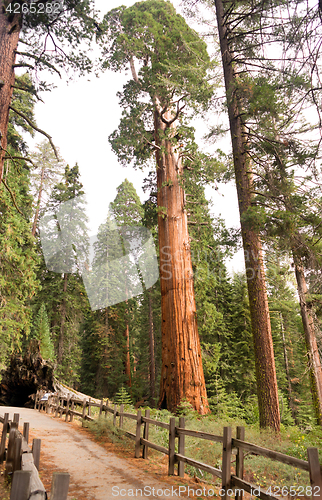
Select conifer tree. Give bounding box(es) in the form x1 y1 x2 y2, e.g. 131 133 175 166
33 303 55 361
100 0 213 414
109 179 144 389
29 140 64 236
36 163 89 384
0 75 39 369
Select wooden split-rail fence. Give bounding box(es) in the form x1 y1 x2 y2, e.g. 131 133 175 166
35 390 322 500
0 412 70 500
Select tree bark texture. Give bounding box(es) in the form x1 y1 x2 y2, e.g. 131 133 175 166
155 105 209 415
214 0 280 431
148 289 156 400
293 251 322 425
0 2 21 183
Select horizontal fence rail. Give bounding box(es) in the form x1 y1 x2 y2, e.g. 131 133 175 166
0 411 70 500
35 390 322 500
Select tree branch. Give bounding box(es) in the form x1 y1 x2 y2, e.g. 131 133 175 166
9 106 59 159
1 179 24 216
15 51 62 77
4 156 36 168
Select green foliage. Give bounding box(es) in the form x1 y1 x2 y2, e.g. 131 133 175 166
17 0 97 78
0 76 39 370
113 386 133 405
100 0 214 169
32 303 55 361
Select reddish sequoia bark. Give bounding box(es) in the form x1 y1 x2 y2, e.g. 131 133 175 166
155 104 209 415
293 251 322 425
214 0 280 430
148 289 156 400
0 2 21 184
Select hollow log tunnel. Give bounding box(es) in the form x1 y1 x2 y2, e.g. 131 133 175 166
0 344 55 407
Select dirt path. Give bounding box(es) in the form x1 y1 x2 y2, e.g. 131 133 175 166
0 406 200 500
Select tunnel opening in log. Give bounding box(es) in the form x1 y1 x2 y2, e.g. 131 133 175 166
0 341 55 408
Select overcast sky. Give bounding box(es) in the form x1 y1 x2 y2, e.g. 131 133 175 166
24 0 244 273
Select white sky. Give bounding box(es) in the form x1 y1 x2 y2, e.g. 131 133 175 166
23 0 244 273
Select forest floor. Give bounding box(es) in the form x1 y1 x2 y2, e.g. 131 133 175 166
0 406 218 500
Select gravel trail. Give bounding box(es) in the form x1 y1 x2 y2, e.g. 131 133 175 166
0 406 193 500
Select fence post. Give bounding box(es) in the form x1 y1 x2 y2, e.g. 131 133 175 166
70 400 75 422
222 427 232 500
119 404 124 429
88 398 91 418
82 398 87 420
135 410 142 459
51 472 70 500
0 412 9 463
307 448 322 494
59 398 64 418
168 417 176 475
32 439 41 471
65 396 70 422
5 425 17 477
10 470 31 500
235 426 244 500
143 409 150 459
113 404 117 427
99 399 103 417
23 423 29 444
13 414 19 426
178 416 185 477
13 436 22 472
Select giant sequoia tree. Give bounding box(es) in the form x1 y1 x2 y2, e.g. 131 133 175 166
100 0 214 413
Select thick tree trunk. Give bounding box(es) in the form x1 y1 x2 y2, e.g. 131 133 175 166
155 105 209 415
214 0 280 430
148 288 155 401
0 3 21 183
58 273 68 365
293 251 322 425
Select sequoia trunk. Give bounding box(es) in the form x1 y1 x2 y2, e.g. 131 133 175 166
155 105 209 415
214 0 280 430
148 288 156 401
293 251 322 425
0 3 21 183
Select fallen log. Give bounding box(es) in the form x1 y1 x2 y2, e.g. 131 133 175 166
0 341 55 407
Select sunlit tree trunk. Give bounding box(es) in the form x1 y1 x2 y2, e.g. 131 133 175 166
0 4 21 183
293 251 322 425
148 289 156 401
214 0 280 430
155 104 209 415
